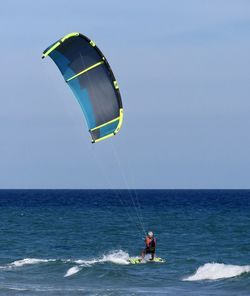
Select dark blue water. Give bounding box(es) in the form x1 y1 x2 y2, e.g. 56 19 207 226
0 190 249 295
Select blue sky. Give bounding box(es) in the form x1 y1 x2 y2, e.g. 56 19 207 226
0 0 250 189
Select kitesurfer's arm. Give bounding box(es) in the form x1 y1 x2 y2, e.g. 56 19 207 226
145 237 151 248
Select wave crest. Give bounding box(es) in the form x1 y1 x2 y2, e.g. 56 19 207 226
11 258 56 267
184 262 250 281
64 250 129 277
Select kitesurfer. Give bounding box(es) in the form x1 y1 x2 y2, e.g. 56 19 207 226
141 231 156 260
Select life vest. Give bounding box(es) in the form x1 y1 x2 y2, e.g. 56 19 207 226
146 237 156 251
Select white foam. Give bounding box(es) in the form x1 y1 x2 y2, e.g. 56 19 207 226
73 250 129 266
10 258 56 267
64 266 81 277
64 250 129 277
184 262 250 281
0 251 130 278
0 258 57 270
73 259 99 266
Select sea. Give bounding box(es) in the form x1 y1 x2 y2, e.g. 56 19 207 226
0 189 249 295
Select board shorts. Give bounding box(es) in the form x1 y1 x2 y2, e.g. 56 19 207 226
145 247 155 254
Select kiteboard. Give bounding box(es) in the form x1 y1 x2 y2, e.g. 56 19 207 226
128 257 165 264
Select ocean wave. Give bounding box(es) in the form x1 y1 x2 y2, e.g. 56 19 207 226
183 262 250 281
64 266 81 277
0 258 58 270
0 250 130 277
10 258 56 267
64 250 129 277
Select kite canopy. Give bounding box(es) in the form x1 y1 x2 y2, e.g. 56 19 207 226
42 32 123 143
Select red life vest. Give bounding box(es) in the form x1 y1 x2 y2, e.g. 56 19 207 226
146 237 156 251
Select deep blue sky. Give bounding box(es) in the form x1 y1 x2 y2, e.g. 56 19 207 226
0 1 250 189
